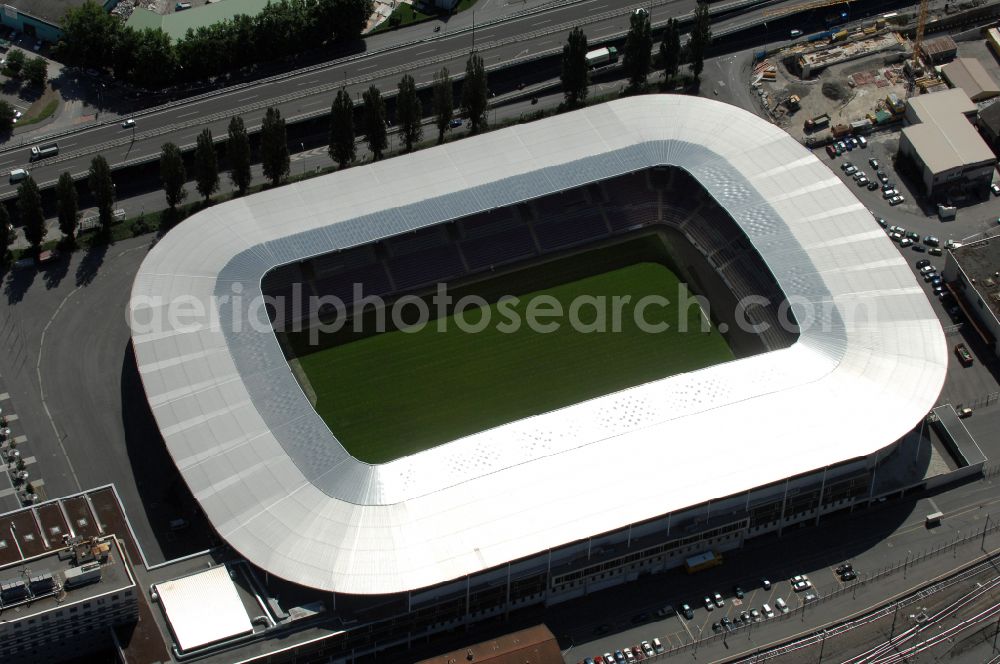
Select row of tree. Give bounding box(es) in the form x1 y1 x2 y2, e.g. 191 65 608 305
58 0 372 90
2 50 49 89
559 6 713 107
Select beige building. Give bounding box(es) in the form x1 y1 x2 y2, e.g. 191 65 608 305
898 89 996 199
941 58 1000 102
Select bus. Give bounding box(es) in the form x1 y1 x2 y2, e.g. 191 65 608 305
684 550 722 574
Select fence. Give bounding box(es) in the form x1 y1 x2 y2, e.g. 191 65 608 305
646 514 1000 660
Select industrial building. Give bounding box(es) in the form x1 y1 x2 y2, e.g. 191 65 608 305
976 101 1000 152
0 0 118 43
920 34 958 64
898 89 996 199
943 231 1000 354
941 58 1000 102
0 531 137 664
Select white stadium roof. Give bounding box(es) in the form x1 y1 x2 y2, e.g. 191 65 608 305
130 96 947 595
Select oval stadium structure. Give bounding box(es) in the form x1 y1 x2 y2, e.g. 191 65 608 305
129 95 947 596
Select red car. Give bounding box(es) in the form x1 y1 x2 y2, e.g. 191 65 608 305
955 343 974 367
826 144 837 159
632 646 645 661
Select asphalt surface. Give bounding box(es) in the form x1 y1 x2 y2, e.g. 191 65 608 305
0 0 921 198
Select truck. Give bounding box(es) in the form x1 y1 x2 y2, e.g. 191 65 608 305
29 142 58 161
684 550 722 574
585 47 618 68
804 113 830 131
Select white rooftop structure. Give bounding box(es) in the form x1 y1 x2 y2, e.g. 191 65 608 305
155 566 253 652
129 95 948 595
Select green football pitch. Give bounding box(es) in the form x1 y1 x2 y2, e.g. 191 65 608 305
291 250 733 463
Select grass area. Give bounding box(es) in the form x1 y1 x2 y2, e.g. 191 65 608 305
16 98 58 127
294 246 732 464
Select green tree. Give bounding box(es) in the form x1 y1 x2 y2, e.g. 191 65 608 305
660 18 682 86
561 27 589 109
260 107 290 186
57 0 121 68
362 85 388 161
0 101 14 132
18 177 46 257
160 142 187 209
88 155 116 232
4 49 25 78
328 88 356 169
111 26 141 82
226 116 252 195
432 67 453 144
23 57 48 88
331 0 374 42
623 9 653 91
56 172 79 244
194 129 220 202
0 204 12 263
132 28 176 90
688 2 713 81
396 74 422 152
461 52 489 134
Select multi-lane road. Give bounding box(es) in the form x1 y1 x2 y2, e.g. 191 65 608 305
0 0 819 198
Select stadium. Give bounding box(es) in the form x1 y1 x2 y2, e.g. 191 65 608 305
129 95 947 636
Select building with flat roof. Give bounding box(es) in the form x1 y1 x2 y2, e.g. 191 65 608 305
1 0 119 43
977 101 1000 152
921 34 958 64
0 533 137 663
899 89 996 199
943 231 1000 354
941 58 1000 102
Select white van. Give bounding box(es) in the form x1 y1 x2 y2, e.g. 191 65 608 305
652 638 664 654
762 603 774 618
775 597 789 613
790 29 803 38
9 168 27 184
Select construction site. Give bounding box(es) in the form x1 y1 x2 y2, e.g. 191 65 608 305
751 0 1000 147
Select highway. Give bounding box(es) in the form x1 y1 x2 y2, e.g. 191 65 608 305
0 0 801 198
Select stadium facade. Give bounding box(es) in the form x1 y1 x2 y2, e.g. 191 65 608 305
130 96 947 646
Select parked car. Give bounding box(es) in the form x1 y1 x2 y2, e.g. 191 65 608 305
924 235 940 247
826 145 837 159
858 136 868 148
916 259 931 269
912 244 926 253
762 603 775 618
720 617 732 630
929 247 943 256
761 578 772 590
919 265 936 274
867 181 879 190
900 238 913 248
712 621 722 633
653 639 664 654
889 195 904 205
655 604 673 618
803 592 818 603
750 608 762 621
844 165 857 175
704 596 714 610
623 647 636 662
449 118 463 128
992 182 1000 196
955 343 974 367
734 586 745 599
680 604 694 620
958 405 973 418
906 231 920 242
841 570 858 581
836 563 853 574
869 158 879 169
641 642 654 657
923 271 938 282
877 171 889 183
775 597 789 613
840 161 854 171
857 176 869 186
930 276 943 286
713 592 724 608
875 217 887 227
890 231 903 242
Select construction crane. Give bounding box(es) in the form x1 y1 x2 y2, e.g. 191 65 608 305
912 0 930 72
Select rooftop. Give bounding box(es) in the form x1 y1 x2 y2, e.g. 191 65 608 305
950 232 1000 323
7 0 93 26
0 534 134 624
416 624 563 664
155 566 253 653
921 34 958 59
941 58 1000 101
903 90 995 174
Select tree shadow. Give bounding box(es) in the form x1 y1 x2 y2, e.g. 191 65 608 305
4 265 35 304
75 240 108 287
41 251 69 289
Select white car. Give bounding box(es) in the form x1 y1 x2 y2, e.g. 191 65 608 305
713 592 724 608
793 579 812 592
889 195 904 206
869 158 879 169
12 110 22 124
991 183 1000 196
122 118 136 129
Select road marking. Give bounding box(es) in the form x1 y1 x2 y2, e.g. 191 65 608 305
60 142 76 150
296 79 319 86
358 64 378 71
535 19 552 25
413 48 436 56
176 110 200 118
236 94 258 102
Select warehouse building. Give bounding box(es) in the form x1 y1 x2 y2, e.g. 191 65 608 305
941 58 1000 102
976 102 1000 152
898 89 996 199
921 34 958 64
